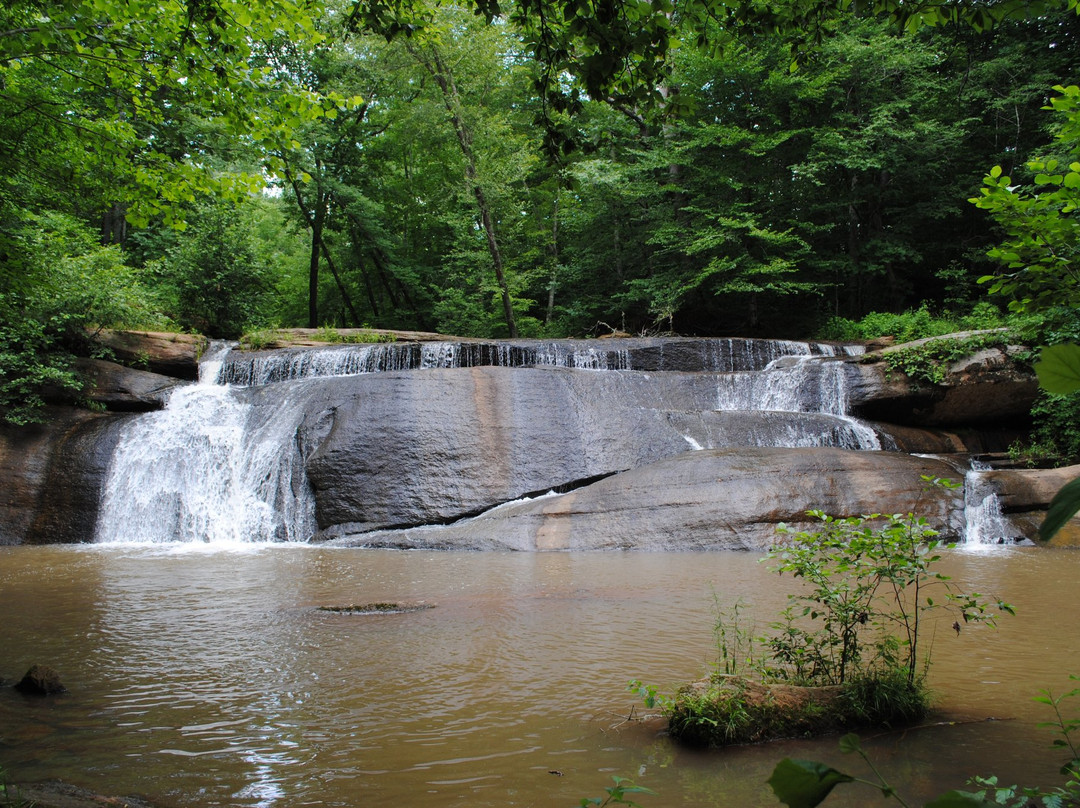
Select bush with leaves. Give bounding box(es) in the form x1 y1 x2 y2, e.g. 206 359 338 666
0 212 166 424
155 200 274 339
767 492 1012 689
652 480 1014 748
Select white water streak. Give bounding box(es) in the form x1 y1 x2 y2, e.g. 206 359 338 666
96 380 315 545
715 357 881 449
964 462 1015 544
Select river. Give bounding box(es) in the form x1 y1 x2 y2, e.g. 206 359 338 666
1 544 1077 807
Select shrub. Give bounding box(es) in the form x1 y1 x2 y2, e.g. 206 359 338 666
650 479 1014 748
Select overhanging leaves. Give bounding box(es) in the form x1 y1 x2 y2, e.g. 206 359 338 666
1039 475 1080 541
768 759 855 808
1036 344 1080 395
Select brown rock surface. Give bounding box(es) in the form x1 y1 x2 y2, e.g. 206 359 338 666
91 330 207 380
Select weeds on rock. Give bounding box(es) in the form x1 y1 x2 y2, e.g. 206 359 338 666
640 477 1014 748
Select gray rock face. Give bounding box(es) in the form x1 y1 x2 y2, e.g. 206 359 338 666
304 367 724 534
328 448 967 551
300 366 989 540
0 408 132 545
847 346 1037 427
0 335 1049 548
73 358 185 411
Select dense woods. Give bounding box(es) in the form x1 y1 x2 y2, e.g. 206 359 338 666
1 0 1078 422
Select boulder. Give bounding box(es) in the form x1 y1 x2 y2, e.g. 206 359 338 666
90 330 208 380
301 367 926 536
986 464 1080 511
983 464 1080 547
73 358 185 411
302 367 724 534
326 447 967 550
0 408 133 545
14 664 66 695
847 345 1038 427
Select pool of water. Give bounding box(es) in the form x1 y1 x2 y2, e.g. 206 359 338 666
0 545 1077 807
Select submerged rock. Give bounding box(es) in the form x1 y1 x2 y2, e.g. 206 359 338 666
15 664 66 695
317 602 434 614
6 780 156 808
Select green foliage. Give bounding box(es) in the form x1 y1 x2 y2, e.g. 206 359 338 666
767 486 1009 688
838 667 932 728
1036 344 1080 395
819 303 1011 343
654 480 1011 748
768 756 856 808
713 600 760 678
155 200 274 339
0 765 32 808
1041 476 1080 541
972 86 1080 316
578 776 654 808
0 213 164 424
312 327 397 345
1012 391 1080 469
664 675 837 747
880 333 1015 386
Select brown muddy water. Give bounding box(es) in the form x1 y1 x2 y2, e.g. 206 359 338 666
0 545 1077 808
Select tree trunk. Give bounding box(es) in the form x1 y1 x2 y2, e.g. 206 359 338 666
308 200 323 328
410 42 519 338
283 162 361 328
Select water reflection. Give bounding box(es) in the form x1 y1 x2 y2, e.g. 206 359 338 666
0 546 1077 807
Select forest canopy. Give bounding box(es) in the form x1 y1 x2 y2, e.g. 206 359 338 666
1 0 1079 419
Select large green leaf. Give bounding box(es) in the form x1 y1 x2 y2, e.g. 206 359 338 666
768 759 855 808
1039 475 1080 541
1035 344 1080 395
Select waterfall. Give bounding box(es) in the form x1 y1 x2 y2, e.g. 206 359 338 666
95 345 316 544
963 461 1015 544
92 336 876 545
216 337 864 387
714 356 882 450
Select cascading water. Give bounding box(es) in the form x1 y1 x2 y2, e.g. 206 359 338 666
714 356 883 450
94 335 973 545
95 343 316 544
217 337 864 387
964 460 1016 544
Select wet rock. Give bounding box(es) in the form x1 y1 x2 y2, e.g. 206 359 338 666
317 601 434 614
15 664 66 695
6 780 157 808
0 408 133 545
303 367 727 534
986 464 1080 511
91 329 207 380
983 464 1080 546
71 358 185 412
327 447 967 551
847 343 1038 428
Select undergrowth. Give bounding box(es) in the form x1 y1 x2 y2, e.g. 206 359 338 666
638 479 1013 749
877 332 1018 385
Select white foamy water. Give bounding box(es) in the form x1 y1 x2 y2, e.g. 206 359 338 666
714 356 882 449
95 382 315 545
964 461 1016 544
